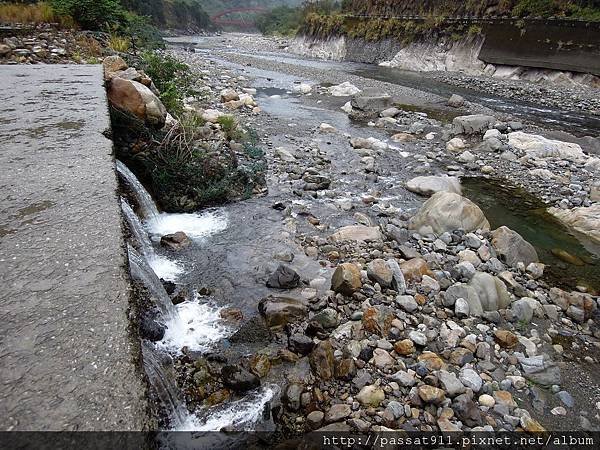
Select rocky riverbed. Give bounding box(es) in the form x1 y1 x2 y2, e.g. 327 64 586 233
132 33 600 439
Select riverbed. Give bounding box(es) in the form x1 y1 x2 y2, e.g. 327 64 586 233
129 33 600 438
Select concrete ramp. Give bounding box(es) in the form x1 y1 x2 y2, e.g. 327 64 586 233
0 65 148 430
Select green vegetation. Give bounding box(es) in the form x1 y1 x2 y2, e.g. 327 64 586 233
50 0 122 30
136 51 199 115
256 6 302 35
343 0 599 20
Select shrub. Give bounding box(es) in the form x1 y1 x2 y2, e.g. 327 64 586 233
50 0 124 30
137 51 198 116
108 35 131 53
119 12 164 52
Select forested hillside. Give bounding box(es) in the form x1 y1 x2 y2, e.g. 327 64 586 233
345 0 600 20
120 0 211 30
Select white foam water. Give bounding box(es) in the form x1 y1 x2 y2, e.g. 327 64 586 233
147 211 228 241
157 294 230 354
176 385 278 432
148 255 184 282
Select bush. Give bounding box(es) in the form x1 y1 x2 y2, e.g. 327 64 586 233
137 51 198 115
108 34 131 52
50 0 124 30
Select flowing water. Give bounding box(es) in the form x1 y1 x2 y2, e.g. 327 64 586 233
116 160 160 220
128 244 179 322
119 162 277 435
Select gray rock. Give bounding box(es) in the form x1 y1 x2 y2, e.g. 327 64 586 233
459 368 483 392
518 355 561 386
452 115 496 135
386 400 405 419
409 330 427 346
511 299 534 323
266 264 301 289
468 272 512 312
491 226 538 268
387 258 406 294
351 89 391 112
455 298 470 317
391 370 416 387
448 94 465 108
557 390 574 408
325 404 351 423
438 370 466 396
312 307 340 329
396 295 418 313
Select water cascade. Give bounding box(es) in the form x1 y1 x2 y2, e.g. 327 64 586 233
121 198 154 257
116 160 160 220
119 160 272 434
141 342 189 430
128 244 178 323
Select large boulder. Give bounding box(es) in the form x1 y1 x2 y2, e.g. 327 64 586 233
328 82 361 97
452 115 496 135
108 78 167 128
102 55 128 76
258 296 308 328
508 132 586 162
548 204 600 245
408 192 490 235
406 175 461 196
468 272 512 312
491 226 538 268
351 89 391 112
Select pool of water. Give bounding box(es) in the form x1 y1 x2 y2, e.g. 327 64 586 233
462 177 599 294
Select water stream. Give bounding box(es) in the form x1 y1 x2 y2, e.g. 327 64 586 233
116 160 160 220
119 160 276 436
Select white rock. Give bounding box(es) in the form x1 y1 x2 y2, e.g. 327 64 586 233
483 129 502 140
406 175 462 196
329 81 361 97
319 123 337 133
548 204 600 244
201 109 224 123
446 137 466 153
275 147 296 162
341 101 353 113
508 132 586 162
293 83 312 94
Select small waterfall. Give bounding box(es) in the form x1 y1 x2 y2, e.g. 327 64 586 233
128 244 178 322
116 160 160 220
121 198 154 257
142 342 189 429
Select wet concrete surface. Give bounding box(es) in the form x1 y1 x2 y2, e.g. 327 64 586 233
0 65 148 430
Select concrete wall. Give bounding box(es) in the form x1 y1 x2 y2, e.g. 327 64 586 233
480 20 600 75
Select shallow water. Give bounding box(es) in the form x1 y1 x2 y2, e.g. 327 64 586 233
462 177 600 293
